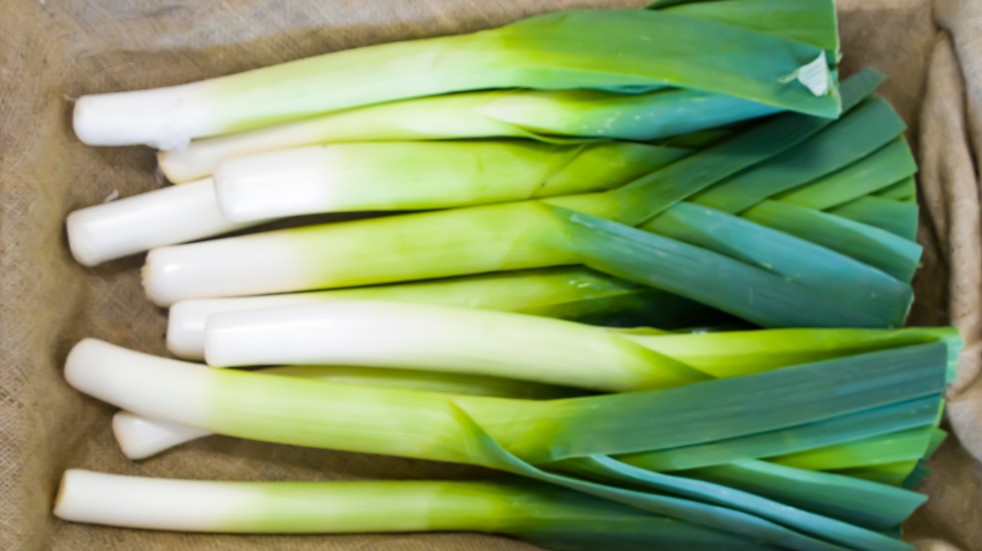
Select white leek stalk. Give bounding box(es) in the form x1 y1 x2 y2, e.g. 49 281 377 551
56 469 761 549
66 179 259 266
204 301 701 392
142 201 578 305
54 470 643 534
112 413 211 460
165 267 646 360
72 9 837 149
203 301 957 388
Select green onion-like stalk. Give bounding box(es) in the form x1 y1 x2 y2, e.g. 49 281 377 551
140 70 914 332
211 141 686 221
113 364 581 460
203 301 705 392
65 339 948 551
158 88 773 184
66 178 262 267
69 140 686 265
165 267 710 361
72 7 837 149
202 301 958 391
55 470 770 550
66 338 949 467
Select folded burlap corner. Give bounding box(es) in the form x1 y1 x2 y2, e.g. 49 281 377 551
902 1 982 549
1 1 980 550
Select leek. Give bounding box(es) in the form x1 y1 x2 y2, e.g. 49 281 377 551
113 364 579 460
72 6 837 149
65 339 949 550
211 141 687 222
66 178 262 267
202 301 956 391
158 88 774 184
142 72 898 326
69 140 686 265
166 267 721 361
54 470 771 550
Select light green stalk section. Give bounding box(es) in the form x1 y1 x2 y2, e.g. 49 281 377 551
241 267 716 329
59 472 765 549
222 140 687 213
772 427 938 471
288 201 579 290
624 327 958 378
204 370 486 465
286 267 645 312
198 342 949 468
160 88 769 183
200 9 837 135
263 365 580 400
219 479 647 534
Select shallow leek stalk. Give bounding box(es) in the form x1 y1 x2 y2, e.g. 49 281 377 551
211 141 686 221
203 301 959 390
113 364 581 460
124 326 956 460
72 7 837 149
66 178 262 267
159 88 774 183
165 267 717 360
66 340 945 551
203 301 706 392
66 338 949 468
54 470 771 550
157 0 833 182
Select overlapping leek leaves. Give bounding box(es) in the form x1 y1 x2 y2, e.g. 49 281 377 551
154 0 837 182
144 69 921 333
59 2 957 549
74 0 838 150
65 335 955 551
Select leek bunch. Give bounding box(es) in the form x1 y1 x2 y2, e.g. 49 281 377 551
56 1 957 549
62 331 956 551
138 70 920 333
72 0 838 149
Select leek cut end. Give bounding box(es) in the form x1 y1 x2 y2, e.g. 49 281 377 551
65 208 105 267
113 412 211 460
73 90 194 150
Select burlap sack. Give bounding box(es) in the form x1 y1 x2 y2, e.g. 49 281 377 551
2 1 979 549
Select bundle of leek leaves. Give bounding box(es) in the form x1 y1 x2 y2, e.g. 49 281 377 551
58 0 959 549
